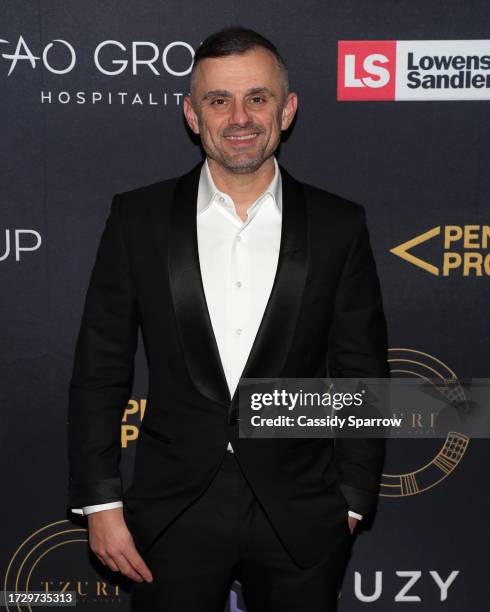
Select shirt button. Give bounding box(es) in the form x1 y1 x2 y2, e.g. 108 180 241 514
236 281 242 288
236 235 242 242
236 328 242 335
218 196 225 203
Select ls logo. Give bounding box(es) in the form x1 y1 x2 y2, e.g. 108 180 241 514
338 40 397 101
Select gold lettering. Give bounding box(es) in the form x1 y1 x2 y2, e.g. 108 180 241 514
122 399 140 422
443 253 461 276
121 424 139 448
463 225 481 248
482 225 490 249
76 581 88 597
463 252 483 276
412 413 423 427
97 581 109 596
444 225 463 248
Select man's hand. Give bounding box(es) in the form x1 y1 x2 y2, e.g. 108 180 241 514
348 515 358 535
87 508 153 583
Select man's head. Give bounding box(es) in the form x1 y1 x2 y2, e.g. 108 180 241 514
184 26 297 174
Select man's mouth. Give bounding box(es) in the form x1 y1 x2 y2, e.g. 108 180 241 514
224 133 260 141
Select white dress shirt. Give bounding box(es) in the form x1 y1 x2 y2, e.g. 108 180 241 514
72 156 362 521
197 155 282 451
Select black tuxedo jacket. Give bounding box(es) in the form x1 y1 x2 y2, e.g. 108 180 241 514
67 160 390 568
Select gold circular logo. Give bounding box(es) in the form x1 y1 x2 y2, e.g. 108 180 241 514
381 348 469 497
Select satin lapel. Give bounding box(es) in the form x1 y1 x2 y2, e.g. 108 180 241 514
166 162 232 408
230 164 309 408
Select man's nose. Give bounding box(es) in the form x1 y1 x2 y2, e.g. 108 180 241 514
229 99 251 126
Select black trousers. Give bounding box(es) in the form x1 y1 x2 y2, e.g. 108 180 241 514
130 450 352 611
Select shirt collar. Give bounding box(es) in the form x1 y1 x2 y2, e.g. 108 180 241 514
197 156 282 216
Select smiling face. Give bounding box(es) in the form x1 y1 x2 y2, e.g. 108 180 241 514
184 46 297 174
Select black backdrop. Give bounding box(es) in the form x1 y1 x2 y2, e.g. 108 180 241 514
1 1 489 610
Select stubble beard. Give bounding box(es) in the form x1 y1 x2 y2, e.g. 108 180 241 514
215 139 270 174
201 118 282 175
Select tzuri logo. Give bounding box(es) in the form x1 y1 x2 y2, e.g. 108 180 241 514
338 40 490 101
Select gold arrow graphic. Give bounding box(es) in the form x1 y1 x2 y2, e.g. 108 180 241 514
390 226 441 276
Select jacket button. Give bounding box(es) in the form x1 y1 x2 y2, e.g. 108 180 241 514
228 413 239 425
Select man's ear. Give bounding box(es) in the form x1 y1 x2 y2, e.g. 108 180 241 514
281 92 298 131
183 95 200 135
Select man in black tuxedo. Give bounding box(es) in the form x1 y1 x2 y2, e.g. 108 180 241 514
68 26 389 611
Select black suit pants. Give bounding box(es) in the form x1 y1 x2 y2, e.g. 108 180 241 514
130 450 352 612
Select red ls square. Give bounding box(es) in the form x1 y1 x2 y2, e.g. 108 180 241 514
337 40 397 101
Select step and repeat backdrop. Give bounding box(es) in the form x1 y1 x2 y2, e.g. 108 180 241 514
1 1 489 610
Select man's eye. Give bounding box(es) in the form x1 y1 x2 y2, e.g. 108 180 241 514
251 96 266 103
211 98 226 105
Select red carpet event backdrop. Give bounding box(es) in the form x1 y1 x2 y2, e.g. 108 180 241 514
1 1 489 610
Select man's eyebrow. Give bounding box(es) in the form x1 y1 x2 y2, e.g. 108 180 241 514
201 87 275 101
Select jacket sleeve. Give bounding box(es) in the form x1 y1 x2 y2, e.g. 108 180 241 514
67 195 139 511
327 204 390 521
